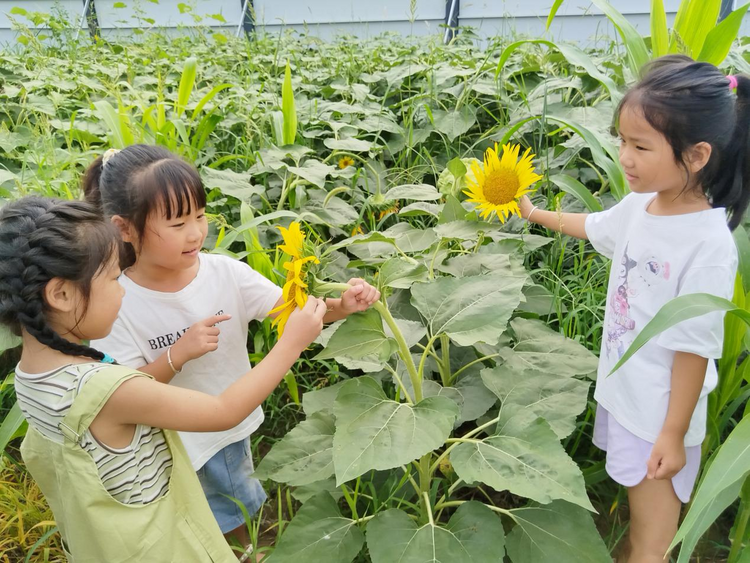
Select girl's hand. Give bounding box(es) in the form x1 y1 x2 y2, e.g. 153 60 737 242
171 313 232 367
519 195 535 220
280 296 327 351
340 278 381 314
647 431 686 480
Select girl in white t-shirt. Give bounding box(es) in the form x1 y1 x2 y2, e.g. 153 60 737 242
83 144 380 556
520 56 747 561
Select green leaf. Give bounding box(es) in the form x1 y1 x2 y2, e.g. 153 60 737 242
454 369 498 425
411 273 526 347
254 412 335 486
282 61 298 146
508 318 599 378
0 324 21 354
496 40 621 102
316 310 398 364
176 57 197 119
266 492 364 563
451 418 594 510
302 380 347 416
434 220 502 241
93 100 134 149
201 167 263 203
651 0 669 58
697 3 750 66
546 0 565 29
589 0 650 77
379 257 428 289
670 414 750 559
323 137 373 152
366 502 505 563
447 157 467 179
286 160 336 189
398 202 441 218
549 174 603 212
432 107 476 142
481 365 590 439
332 377 458 485
674 0 721 58
0 401 26 452
384 184 441 201
506 501 611 563
610 293 750 375
436 253 518 278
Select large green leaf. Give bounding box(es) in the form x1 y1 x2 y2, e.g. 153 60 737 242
315 309 398 364
286 160 336 189
266 493 364 563
175 57 197 119
674 0 721 58
384 184 441 201
610 293 750 375
481 365 590 439
254 412 335 486
379 257 428 289
508 318 599 378
454 369 498 425
366 502 505 563
432 107 476 142
506 501 611 563
332 377 458 485
435 252 520 279
323 137 374 152
0 324 21 353
450 418 593 510
650 0 669 58
201 167 264 203
411 273 526 347
697 3 750 66
302 380 347 416
549 174 603 212
670 414 750 559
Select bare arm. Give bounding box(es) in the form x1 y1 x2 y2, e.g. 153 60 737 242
647 351 708 480
519 195 589 240
97 298 327 434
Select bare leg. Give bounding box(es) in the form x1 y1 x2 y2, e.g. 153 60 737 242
627 478 681 563
224 524 253 560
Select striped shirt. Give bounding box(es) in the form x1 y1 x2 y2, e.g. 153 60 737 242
14 362 172 505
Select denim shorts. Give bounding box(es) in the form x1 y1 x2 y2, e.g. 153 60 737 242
196 437 267 533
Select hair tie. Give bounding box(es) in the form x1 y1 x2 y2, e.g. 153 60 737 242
728 75 739 90
102 148 120 167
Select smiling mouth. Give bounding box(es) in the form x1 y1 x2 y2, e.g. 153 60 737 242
183 248 199 255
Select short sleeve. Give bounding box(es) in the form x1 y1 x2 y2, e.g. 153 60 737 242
656 264 736 359
584 194 638 259
231 260 283 322
93 317 146 368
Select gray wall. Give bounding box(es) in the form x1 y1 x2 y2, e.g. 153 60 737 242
0 0 745 46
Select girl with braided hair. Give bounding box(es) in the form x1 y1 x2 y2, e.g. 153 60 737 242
0 196 327 561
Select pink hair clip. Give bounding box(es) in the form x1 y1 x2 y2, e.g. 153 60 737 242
728 75 739 90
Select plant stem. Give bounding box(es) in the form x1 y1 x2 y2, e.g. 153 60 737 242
439 333 451 387
430 414 500 475
729 475 750 562
451 353 501 382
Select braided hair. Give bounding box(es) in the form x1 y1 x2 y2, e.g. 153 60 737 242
0 197 119 361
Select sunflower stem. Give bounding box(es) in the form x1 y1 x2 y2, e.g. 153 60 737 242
313 281 422 401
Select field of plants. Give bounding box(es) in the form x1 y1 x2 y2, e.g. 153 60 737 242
2 1 750 561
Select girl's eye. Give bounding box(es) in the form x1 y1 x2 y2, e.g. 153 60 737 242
197 214 205 219
636 146 647 151
172 222 185 228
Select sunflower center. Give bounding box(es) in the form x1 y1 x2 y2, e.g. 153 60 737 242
483 168 520 205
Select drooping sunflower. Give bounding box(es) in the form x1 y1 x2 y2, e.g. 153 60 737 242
338 156 355 169
268 222 320 335
463 143 542 222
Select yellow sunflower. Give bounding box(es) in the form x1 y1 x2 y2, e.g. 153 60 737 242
463 143 542 222
268 222 320 335
338 156 355 169
378 201 399 220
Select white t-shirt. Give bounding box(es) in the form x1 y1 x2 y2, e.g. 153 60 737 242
585 193 737 447
92 253 283 470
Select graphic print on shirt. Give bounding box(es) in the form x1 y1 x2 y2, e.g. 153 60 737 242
605 245 670 360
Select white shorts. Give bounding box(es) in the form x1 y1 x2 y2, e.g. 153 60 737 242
593 404 702 503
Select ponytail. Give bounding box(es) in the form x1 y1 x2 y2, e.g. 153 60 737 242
81 144 207 269
0 197 118 362
713 74 750 230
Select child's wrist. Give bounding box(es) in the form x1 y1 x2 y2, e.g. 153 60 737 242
169 341 188 371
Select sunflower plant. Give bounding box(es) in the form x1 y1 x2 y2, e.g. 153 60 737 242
255 204 612 563
464 143 542 222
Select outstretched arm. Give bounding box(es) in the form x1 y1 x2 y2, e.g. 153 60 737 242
519 196 589 240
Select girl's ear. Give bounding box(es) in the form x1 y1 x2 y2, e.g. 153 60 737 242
111 215 135 244
686 141 712 174
44 278 78 314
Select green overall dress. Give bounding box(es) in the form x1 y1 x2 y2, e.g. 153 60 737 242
20 364 237 562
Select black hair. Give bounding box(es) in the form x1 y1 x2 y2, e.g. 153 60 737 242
0 197 119 361
83 144 207 268
616 54 750 229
